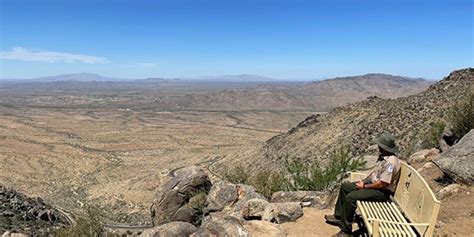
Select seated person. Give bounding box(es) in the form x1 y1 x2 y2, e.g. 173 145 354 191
326 132 401 237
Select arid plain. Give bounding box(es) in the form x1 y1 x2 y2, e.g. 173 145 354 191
0 83 319 224
0 75 430 224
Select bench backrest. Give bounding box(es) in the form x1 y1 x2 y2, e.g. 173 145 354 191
393 162 441 236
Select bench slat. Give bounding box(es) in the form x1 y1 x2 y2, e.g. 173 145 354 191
387 202 417 236
363 201 393 236
383 202 415 236
374 202 401 236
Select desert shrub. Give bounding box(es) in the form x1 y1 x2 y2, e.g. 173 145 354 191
449 92 474 139
222 165 286 198
250 170 287 198
188 191 208 226
222 164 250 184
221 146 365 196
54 205 104 237
421 120 446 149
284 146 366 191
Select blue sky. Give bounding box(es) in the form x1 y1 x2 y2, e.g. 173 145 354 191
0 0 472 79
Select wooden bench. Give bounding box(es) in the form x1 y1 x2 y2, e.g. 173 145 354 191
349 162 441 237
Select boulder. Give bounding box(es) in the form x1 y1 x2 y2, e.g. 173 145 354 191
439 127 458 152
408 148 440 164
194 215 250 237
271 191 331 209
243 220 286 237
206 181 239 212
241 198 269 220
141 222 197 237
262 202 303 224
436 183 461 200
205 181 266 216
434 130 474 185
151 166 212 225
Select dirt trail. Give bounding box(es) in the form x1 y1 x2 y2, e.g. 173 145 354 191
282 208 341 236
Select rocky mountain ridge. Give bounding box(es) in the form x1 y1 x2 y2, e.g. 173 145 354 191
228 68 473 169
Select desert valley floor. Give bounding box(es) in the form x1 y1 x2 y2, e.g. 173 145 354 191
0 107 317 223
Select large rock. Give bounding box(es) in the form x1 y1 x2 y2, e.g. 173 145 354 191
243 220 286 237
206 181 239 212
241 198 269 220
262 202 303 224
271 191 331 209
151 166 212 225
408 148 440 164
205 181 266 216
434 130 474 185
141 222 197 237
193 215 250 237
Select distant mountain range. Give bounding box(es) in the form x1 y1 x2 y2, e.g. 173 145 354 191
0 72 434 112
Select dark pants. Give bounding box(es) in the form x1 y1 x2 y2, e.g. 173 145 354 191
334 182 391 232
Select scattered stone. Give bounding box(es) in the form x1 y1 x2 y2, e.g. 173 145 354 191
409 148 440 164
241 198 269 220
434 130 474 185
262 202 303 224
271 191 331 209
150 166 211 225
436 184 461 200
141 222 197 237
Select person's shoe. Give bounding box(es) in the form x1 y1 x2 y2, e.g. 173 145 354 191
331 230 352 237
324 214 340 225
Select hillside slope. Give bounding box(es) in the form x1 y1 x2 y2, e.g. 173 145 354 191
234 68 473 168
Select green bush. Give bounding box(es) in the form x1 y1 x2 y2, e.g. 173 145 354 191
222 165 286 198
421 120 446 149
284 146 366 191
53 205 104 237
449 92 474 139
221 147 366 197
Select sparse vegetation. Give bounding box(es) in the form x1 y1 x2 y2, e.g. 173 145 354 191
283 146 366 192
53 205 104 237
449 92 474 140
222 165 286 198
421 120 446 149
222 146 366 197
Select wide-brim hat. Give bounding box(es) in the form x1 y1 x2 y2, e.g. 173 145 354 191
373 132 399 154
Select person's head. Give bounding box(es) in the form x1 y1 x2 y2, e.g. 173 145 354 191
374 132 398 156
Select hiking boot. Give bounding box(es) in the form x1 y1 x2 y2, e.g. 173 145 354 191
331 230 352 237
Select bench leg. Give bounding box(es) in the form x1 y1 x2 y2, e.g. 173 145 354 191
372 220 380 237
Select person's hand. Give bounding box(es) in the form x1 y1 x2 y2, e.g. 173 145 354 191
356 181 364 189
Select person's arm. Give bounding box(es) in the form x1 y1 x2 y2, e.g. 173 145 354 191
363 180 389 189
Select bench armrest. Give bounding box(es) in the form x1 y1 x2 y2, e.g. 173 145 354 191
349 172 368 182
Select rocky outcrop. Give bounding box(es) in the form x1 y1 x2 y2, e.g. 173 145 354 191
141 222 197 237
241 199 269 220
262 202 303 224
150 166 212 225
408 148 440 164
0 186 69 235
194 215 249 237
434 130 474 185
243 220 286 237
205 181 266 216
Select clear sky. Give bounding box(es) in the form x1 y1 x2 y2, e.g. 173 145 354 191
0 0 472 79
